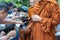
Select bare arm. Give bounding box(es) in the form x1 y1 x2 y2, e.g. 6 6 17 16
11 16 20 20
1 30 16 40
0 19 23 24
11 12 20 20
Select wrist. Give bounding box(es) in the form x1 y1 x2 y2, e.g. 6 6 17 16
39 17 42 22
6 35 10 39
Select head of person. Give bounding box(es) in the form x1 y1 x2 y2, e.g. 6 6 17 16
1 31 6 36
0 2 9 21
17 7 23 12
21 6 28 12
8 2 13 10
13 8 17 12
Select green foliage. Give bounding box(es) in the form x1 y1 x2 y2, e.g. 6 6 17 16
21 0 30 7
58 0 60 6
5 0 11 2
0 0 30 7
0 0 4 2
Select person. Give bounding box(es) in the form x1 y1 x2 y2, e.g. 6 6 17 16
25 0 59 40
0 24 6 31
0 31 6 37
7 30 19 40
56 24 60 40
57 7 60 23
1 24 19 40
1 30 16 40
0 2 23 24
5 24 15 34
13 7 28 40
11 7 20 21
8 2 13 14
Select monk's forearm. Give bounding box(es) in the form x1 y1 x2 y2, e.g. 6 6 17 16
26 22 33 29
41 17 59 26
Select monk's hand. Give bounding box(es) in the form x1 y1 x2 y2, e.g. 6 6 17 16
31 15 42 21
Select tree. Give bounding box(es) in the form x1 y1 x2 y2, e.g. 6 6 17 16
22 0 30 7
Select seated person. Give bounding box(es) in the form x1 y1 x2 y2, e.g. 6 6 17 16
1 30 16 40
11 7 21 21
19 7 28 29
11 7 28 22
19 7 28 40
0 2 23 24
1 24 19 40
4 24 15 34
8 2 13 14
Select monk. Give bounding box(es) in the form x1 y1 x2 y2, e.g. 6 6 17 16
26 0 59 40
57 7 60 23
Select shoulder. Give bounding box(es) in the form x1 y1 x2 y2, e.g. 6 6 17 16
48 2 58 8
45 2 58 10
28 7 33 13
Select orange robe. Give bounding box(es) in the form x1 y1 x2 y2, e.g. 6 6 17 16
57 7 60 23
28 0 59 40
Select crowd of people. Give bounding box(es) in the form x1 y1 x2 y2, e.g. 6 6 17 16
0 2 29 40
0 0 60 40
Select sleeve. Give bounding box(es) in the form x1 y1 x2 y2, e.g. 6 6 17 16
40 3 59 32
28 2 40 18
26 2 41 33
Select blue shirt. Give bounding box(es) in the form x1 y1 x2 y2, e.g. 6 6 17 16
55 24 60 36
56 24 60 30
